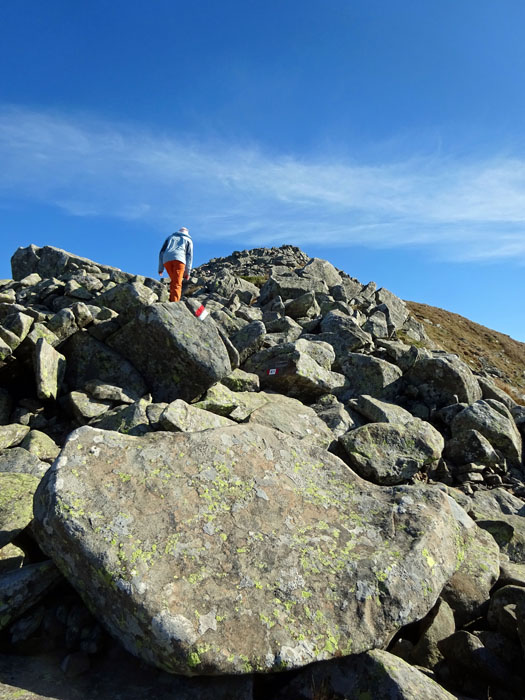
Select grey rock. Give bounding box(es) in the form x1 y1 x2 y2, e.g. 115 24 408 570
34 424 461 676
339 419 444 485
0 471 40 547
299 257 342 288
498 557 525 587
243 340 347 401
89 400 151 436
355 394 415 425
341 353 403 401
441 519 500 625
220 368 260 392
107 303 231 403
451 400 523 469
310 397 357 438
246 395 335 449
46 307 79 342
411 598 456 669
275 648 457 700
468 488 525 563
160 399 236 432
284 291 320 320
405 353 482 410
444 428 500 467
0 447 49 478
0 424 30 449
63 332 148 402
230 320 266 364
320 311 373 355
363 309 389 338
84 380 136 404
62 391 114 424
20 430 60 462
259 271 328 305
33 337 66 401
487 585 525 643
95 281 157 319
478 377 517 409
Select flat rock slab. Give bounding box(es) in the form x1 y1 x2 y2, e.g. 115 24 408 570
34 425 460 677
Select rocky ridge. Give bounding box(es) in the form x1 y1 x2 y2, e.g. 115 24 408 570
0 243 524 699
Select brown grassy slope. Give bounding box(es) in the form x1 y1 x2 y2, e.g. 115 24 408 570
406 301 525 404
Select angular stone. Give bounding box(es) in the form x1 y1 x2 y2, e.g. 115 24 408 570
444 428 500 467
451 400 523 469
193 384 267 421
0 424 30 449
411 598 456 670
230 320 266 364
275 648 456 700
320 311 373 354
243 340 346 402
20 430 61 462
339 420 444 485
84 380 135 404
478 377 516 409
341 354 403 401
220 368 260 393
63 332 148 402
46 307 79 342
355 395 415 425
247 395 335 449
0 336 12 361
259 272 328 305
33 424 461 676
310 396 358 438
94 282 157 319
441 519 500 625
499 557 525 587
405 353 482 410
89 400 151 436
363 309 389 338
0 447 49 478
107 303 231 403
160 399 236 432
0 472 40 547
468 488 525 563
62 391 114 424
299 258 342 288
284 292 320 320
0 561 62 633
33 337 66 401
487 585 525 641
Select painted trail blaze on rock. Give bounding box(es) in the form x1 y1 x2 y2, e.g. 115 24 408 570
33 425 460 676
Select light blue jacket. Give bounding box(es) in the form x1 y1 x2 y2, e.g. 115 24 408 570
158 231 193 275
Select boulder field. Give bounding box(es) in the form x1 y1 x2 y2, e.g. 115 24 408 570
0 243 524 699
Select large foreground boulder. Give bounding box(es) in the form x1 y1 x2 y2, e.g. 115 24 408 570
107 303 231 403
34 425 461 676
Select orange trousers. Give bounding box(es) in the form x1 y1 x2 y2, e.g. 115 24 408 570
164 260 186 302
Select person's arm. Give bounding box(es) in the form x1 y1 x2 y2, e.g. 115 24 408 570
185 239 193 279
158 237 169 275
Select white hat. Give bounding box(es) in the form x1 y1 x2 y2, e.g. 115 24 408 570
178 227 189 233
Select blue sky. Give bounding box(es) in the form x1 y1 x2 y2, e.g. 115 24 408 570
1 1 525 340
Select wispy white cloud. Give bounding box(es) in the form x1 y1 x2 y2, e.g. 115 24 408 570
1 105 525 263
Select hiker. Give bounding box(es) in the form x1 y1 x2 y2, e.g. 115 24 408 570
158 227 193 302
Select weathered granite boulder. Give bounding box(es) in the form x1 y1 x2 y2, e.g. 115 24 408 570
33 337 66 401
259 272 328 305
193 384 269 421
299 258 342 289
0 472 40 547
444 428 500 467
310 396 359 438
341 354 403 401
107 303 231 403
354 395 415 425
274 648 457 699
243 340 347 401
339 420 444 485
34 425 461 676
19 430 60 462
160 399 236 432
62 391 113 424
405 353 482 410
89 400 151 436
62 332 148 401
451 400 523 469
411 598 456 670
0 424 30 449
0 447 49 478
468 488 525 563
246 395 335 449
283 291 320 320
220 368 260 393
230 320 266 364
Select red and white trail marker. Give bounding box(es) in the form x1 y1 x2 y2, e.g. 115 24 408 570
194 304 209 320
267 368 278 376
